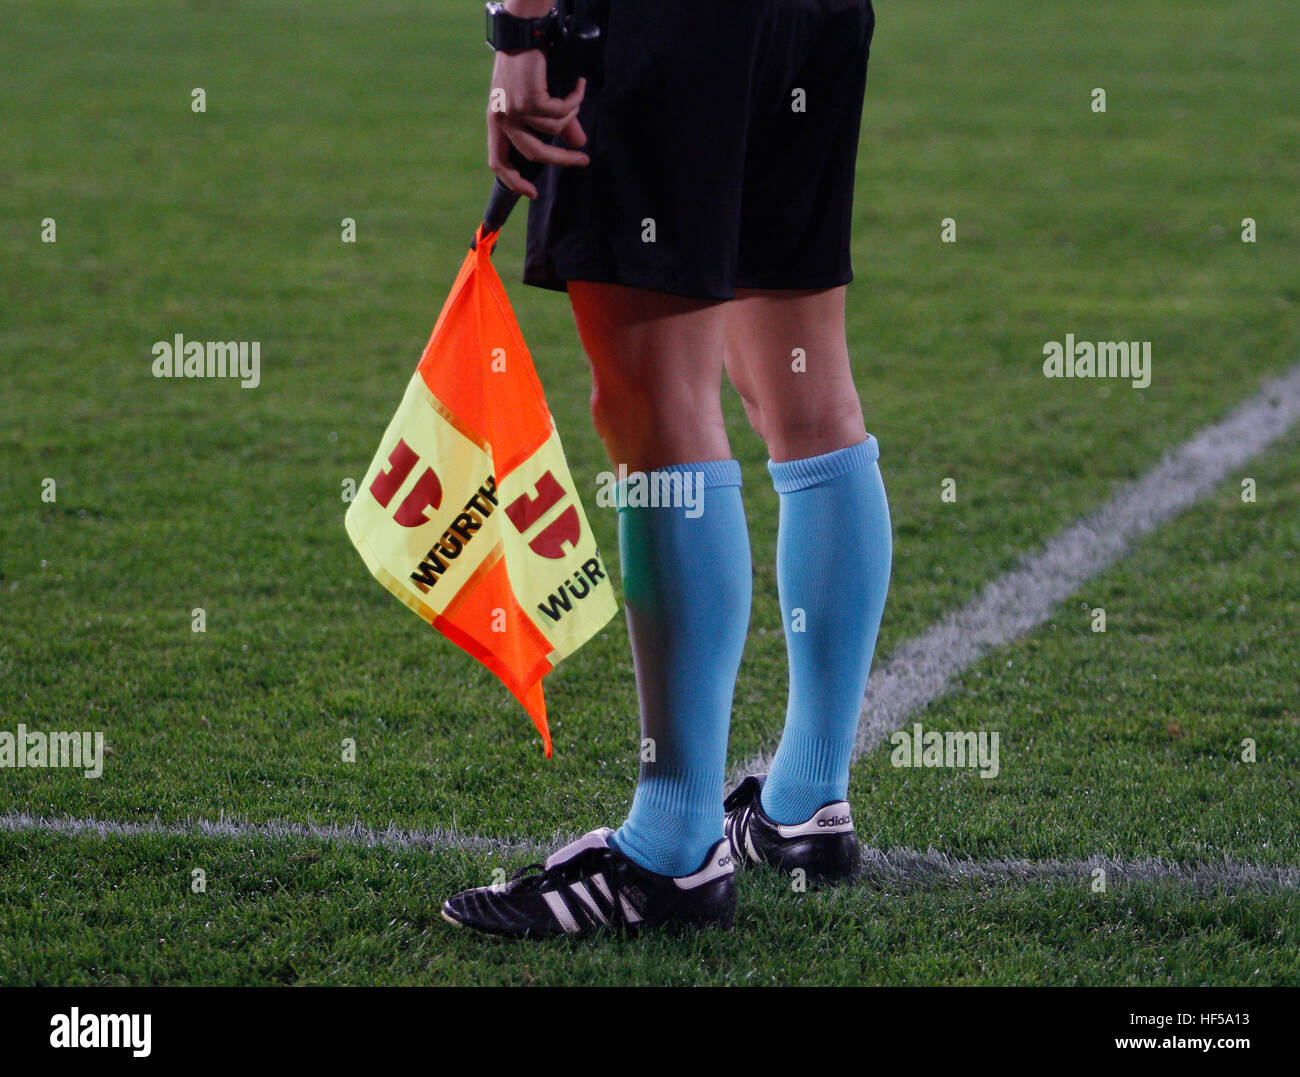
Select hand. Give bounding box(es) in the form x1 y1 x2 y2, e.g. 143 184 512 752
487 49 588 199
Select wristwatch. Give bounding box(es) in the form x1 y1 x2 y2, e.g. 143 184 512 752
485 2 559 52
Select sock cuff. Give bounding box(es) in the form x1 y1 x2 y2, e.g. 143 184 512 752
614 459 741 512
668 458 742 489
768 436 879 495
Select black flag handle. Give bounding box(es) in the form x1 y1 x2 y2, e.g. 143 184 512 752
477 10 601 244
481 152 541 240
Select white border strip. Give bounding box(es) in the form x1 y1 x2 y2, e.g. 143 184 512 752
855 847 1300 891
732 361 1300 781
3 811 1297 891
0 811 552 857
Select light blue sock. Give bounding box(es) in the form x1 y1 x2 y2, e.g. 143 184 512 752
609 460 751 877
760 437 892 825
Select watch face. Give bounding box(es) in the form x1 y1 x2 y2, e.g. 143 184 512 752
486 2 549 52
486 3 507 50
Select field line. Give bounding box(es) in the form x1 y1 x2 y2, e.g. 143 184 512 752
3 810 1298 892
853 847 1300 892
0 811 555 857
732 361 1300 783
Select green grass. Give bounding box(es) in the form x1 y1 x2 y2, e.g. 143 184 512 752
7 831 1297 986
1 0 1297 985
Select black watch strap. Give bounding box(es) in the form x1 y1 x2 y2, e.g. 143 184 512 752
485 2 556 52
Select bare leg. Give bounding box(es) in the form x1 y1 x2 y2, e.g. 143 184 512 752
568 281 731 471
723 286 867 462
723 285 891 825
568 281 751 877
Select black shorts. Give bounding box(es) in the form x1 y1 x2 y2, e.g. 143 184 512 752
523 0 876 301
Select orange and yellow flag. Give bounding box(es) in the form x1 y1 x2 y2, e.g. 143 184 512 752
346 224 617 756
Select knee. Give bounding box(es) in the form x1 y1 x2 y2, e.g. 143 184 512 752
764 393 866 461
588 365 652 431
731 380 768 443
588 373 727 470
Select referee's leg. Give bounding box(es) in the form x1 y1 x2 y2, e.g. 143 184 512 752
568 281 752 878
568 283 729 472
724 286 866 462
725 285 892 826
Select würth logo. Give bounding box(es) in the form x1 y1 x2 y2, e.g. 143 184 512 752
536 556 608 624
505 471 581 560
369 443 584 592
366 439 498 594
370 439 444 526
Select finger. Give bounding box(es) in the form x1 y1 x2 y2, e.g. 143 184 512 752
526 76 588 119
516 103 585 140
495 163 539 200
510 110 571 138
488 125 538 198
558 76 588 112
558 113 587 149
507 126 591 169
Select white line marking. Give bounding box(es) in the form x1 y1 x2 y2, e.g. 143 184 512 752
2 811 1296 890
0 811 551 857
732 361 1300 782
4 365 1299 894
856 848 1300 892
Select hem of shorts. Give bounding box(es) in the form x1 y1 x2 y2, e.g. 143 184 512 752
522 267 855 302
523 267 734 301
733 269 855 293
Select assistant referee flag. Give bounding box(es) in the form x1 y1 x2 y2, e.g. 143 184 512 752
346 223 617 756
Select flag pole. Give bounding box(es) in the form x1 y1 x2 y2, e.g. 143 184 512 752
480 171 530 242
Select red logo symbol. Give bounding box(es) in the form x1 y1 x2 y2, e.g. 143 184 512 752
505 471 580 559
370 439 443 526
